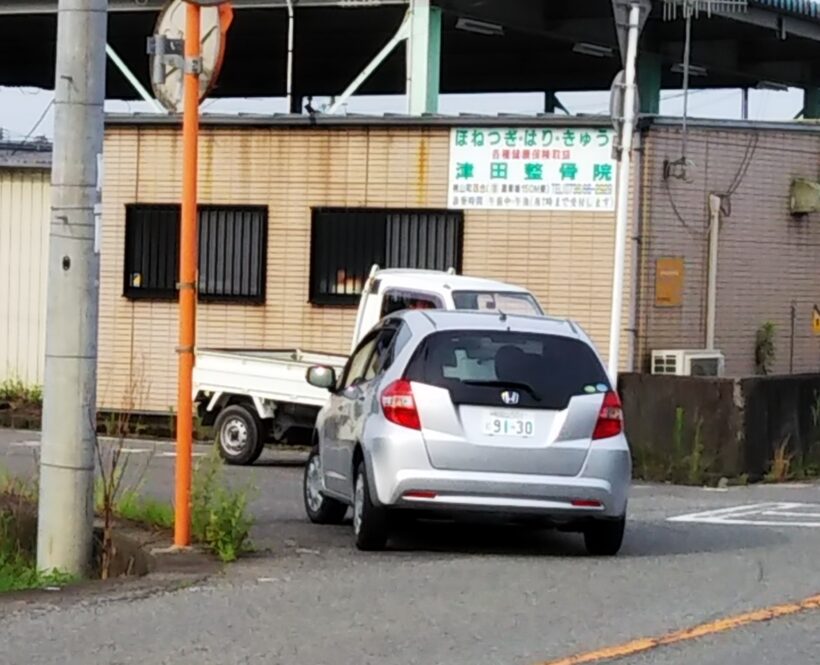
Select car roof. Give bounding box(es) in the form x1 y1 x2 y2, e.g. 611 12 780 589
394 308 582 340
373 268 532 294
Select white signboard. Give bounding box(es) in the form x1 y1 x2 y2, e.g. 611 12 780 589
447 127 617 212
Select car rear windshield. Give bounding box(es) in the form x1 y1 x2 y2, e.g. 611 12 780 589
404 330 609 410
452 291 542 316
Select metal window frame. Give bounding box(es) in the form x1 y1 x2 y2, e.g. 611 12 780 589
123 203 180 300
309 206 464 307
122 203 269 304
197 204 269 305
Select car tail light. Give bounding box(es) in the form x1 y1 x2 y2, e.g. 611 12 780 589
403 490 437 500
571 499 602 508
381 380 421 430
592 391 623 440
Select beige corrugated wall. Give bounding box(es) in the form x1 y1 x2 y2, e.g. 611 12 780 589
0 168 50 386
100 124 632 412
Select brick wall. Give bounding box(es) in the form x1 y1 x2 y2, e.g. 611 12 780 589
637 122 820 376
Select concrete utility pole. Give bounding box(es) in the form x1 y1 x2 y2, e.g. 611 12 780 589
37 0 108 576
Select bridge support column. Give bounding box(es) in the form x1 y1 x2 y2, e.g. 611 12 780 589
407 0 441 115
804 87 820 119
637 52 661 115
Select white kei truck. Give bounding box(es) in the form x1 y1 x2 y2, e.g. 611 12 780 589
193 266 545 465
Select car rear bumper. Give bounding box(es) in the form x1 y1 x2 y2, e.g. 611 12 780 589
387 469 626 519
364 431 631 519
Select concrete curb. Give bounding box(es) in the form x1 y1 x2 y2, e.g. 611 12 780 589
0 521 223 612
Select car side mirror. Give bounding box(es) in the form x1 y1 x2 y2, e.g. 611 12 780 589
306 365 337 391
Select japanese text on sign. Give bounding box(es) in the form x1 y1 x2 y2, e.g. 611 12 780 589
447 127 617 212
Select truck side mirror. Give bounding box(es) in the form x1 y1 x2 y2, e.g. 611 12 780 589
306 365 336 390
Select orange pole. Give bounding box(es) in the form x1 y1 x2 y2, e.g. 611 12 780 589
175 1 201 548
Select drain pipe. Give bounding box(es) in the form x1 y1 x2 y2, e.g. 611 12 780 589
626 131 644 372
286 0 295 112
705 193 721 350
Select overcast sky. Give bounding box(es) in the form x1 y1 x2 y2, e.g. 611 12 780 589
0 85 806 143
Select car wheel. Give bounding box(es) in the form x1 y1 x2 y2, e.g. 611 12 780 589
303 446 347 524
583 517 626 556
353 461 388 551
214 405 265 466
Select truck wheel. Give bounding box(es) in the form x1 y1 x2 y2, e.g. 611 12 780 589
353 461 388 551
214 405 265 466
303 446 347 524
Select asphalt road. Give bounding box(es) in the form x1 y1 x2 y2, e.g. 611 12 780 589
1 428 819 665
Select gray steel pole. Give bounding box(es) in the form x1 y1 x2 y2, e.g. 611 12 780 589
606 1 640 384
37 0 108 576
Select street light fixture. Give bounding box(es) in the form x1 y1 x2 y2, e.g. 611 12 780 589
455 17 504 36
573 42 614 58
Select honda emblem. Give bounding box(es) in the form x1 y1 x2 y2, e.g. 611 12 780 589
501 390 520 406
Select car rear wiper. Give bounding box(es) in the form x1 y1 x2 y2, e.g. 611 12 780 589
462 380 541 401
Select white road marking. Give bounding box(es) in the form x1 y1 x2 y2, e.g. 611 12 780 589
5 438 210 460
157 451 206 458
761 510 820 518
10 440 40 448
7 441 159 456
668 502 820 528
669 503 773 520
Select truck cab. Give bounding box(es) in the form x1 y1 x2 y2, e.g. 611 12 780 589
350 266 544 351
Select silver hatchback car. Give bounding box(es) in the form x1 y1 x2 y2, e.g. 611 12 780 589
303 310 631 555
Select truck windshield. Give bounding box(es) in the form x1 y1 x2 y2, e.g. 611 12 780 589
452 291 543 316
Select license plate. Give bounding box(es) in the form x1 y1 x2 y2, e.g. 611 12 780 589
482 413 535 438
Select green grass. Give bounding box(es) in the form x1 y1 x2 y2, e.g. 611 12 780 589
94 480 174 531
0 469 38 502
94 451 255 562
106 451 255 562
95 461 255 563
191 449 255 562
0 512 75 593
0 378 42 406
115 491 174 530
0 553 76 593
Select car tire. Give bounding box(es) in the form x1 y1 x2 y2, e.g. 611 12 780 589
353 461 388 551
214 404 265 466
583 517 626 556
303 446 347 524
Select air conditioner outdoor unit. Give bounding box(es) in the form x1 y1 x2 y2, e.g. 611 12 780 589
651 349 725 377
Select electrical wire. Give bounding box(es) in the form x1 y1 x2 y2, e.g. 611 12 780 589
586 88 710 116
662 116 760 235
663 174 704 237
724 132 759 197
686 90 742 114
729 134 756 190
9 98 55 155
